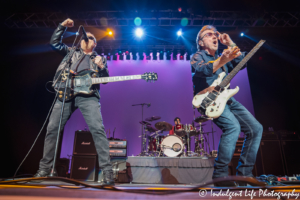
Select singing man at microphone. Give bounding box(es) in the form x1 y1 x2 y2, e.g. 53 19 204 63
34 18 114 185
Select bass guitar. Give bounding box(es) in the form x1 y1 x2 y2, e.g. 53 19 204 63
192 40 265 118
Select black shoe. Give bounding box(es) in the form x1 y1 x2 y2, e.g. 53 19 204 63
214 181 237 187
34 170 50 178
102 170 115 186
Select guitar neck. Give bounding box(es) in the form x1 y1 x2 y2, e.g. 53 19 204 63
219 40 265 88
91 75 142 84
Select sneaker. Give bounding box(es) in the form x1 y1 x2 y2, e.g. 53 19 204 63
102 170 115 186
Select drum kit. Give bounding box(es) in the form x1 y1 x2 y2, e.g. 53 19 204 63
138 115 216 157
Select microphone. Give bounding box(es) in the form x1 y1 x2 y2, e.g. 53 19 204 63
147 103 151 108
80 26 88 42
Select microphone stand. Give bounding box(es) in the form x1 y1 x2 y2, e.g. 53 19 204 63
49 28 84 177
132 103 149 156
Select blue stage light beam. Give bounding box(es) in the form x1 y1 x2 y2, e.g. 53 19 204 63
177 30 182 36
240 33 244 37
135 28 144 38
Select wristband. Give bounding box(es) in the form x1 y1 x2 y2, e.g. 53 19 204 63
229 43 236 48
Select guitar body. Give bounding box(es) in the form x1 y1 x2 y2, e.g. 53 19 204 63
192 40 265 119
54 70 95 102
192 72 239 118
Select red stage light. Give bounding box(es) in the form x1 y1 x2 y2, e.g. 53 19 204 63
178 7 182 12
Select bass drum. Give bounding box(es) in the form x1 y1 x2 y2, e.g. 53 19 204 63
161 135 184 157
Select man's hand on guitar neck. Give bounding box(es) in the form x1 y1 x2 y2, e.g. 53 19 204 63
212 46 241 73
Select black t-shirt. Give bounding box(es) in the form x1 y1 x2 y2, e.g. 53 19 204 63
72 54 91 72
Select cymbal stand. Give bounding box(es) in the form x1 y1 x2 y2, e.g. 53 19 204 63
185 124 196 157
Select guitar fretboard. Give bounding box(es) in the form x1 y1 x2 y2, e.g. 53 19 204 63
91 75 142 84
219 40 265 88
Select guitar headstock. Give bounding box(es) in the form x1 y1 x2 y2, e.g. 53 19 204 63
141 72 158 82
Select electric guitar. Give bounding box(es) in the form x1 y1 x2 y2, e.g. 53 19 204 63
192 40 265 118
54 70 158 101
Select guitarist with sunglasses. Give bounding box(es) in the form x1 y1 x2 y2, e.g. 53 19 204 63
190 25 263 187
34 18 114 185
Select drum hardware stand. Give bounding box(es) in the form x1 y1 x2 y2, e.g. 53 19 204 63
185 124 196 157
133 103 151 156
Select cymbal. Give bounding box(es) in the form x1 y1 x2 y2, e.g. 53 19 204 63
145 116 161 121
145 125 158 132
155 121 173 131
194 116 211 123
139 121 151 126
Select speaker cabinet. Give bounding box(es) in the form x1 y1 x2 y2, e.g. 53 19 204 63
73 131 97 155
70 155 97 181
281 140 300 176
255 140 285 176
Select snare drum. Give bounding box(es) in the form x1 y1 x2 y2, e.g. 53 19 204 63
161 135 184 157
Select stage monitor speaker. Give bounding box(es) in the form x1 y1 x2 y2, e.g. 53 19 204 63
255 140 285 176
73 131 97 155
281 140 300 176
70 155 97 181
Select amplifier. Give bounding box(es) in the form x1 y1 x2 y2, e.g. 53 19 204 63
278 130 300 140
262 131 279 140
109 140 127 149
73 131 97 155
109 149 127 157
70 155 97 181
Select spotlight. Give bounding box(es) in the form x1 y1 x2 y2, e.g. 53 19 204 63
240 33 244 37
135 28 144 38
179 50 185 60
108 31 113 35
126 51 130 60
118 50 124 60
106 55 111 61
177 30 182 36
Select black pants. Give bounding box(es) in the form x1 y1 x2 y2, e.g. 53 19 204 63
39 95 112 172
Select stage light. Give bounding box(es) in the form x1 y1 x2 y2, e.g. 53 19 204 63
106 55 111 61
159 51 164 60
135 28 144 38
153 50 158 60
138 51 144 60
186 52 191 61
108 31 113 35
166 50 171 60
172 51 177 60
132 51 137 60
177 30 182 36
240 33 244 37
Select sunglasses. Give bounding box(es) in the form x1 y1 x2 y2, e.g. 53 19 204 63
200 32 219 40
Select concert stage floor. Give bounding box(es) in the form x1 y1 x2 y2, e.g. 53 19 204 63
1 180 300 200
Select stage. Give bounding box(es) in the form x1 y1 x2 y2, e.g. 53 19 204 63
127 156 214 184
1 179 300 200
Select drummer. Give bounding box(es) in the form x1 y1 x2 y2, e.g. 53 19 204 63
169 117 181 135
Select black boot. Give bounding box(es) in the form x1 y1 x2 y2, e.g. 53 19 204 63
34 170 50 178
102 170 115 186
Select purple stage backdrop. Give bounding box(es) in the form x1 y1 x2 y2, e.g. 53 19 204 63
60 57 254 162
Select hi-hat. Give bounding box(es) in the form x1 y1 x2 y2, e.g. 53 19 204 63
155 121 172 131
145 116 161 121
194 116 211 123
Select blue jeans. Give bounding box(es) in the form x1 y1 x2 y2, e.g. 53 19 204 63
212 97 263 178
